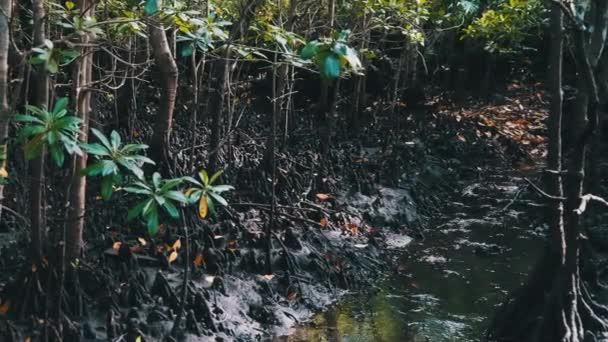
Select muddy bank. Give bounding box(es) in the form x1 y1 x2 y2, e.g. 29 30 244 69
0 85 548 341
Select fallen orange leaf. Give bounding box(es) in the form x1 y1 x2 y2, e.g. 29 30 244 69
194 254 204 266
0 300 10 314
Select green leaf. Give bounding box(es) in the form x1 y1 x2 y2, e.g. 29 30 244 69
165 190 188 203
80 143 110 156
19 125 46 139
199 169 209 186
211 184 234 193
90 128 113 151
182 176 202 187
123 186 151 195
152 172 162 189
160 178 183 193
50 144 65 166
321 53 341 79
110 130 121 150
82 161 105 176
208 191 228 206
301 40 320 60
209 170 222 185
101 176 114 200
46 60 59 74
13 114 44 124
117 159 145 179
144 0 161 15
181 45 194 57
100 160 119 176
163 200 179 219
128 200 147 221
146 208 159 235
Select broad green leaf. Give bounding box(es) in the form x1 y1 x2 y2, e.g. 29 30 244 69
80 143 110 156
50 144 65 166
165 190 188 203
208 191 228 206
199 169 209 186
90 128 112 151
101 176 114 200
301 40 320 60
82 162 105 176
46 60 59 74
110 130 122 150
123 186 151 195
211 184 234 193
160 178 183 192
181 45 194 57
209 170 222 184
144 0 161 15
146 208 159 235
321 53 341 79
128 201 147 221
163 200 179 218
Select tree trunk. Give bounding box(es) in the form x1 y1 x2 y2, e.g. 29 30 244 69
0 0 11 223
487 3 608 341
148 20 178 169
66 0 95 260
29 0 49 263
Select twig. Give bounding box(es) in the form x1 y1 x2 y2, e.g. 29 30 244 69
575 194 608 215
524 177 566 201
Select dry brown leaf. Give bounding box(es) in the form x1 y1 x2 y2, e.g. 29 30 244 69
319 217 328 228
194 254 204 266
168 251 178 263
0 300 10 314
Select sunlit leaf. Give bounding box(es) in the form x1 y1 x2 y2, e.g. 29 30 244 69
316 193 330 200
172 239 181 250
168 251 178 263
199 195 208 218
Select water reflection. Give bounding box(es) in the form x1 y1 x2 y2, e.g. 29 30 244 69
280 178 543 342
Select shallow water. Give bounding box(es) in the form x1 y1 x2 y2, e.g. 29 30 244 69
280 173 544 342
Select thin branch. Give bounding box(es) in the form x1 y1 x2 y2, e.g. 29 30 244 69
574 194 608 215
524 177 566 201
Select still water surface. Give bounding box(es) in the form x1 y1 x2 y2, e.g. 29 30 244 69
282 175 543 342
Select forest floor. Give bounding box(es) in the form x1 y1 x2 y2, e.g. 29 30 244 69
0 82 549 341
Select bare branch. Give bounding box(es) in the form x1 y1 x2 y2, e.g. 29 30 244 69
575 194 608 215
524 177 567 201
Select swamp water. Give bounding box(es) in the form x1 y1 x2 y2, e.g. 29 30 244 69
280 171 544 342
